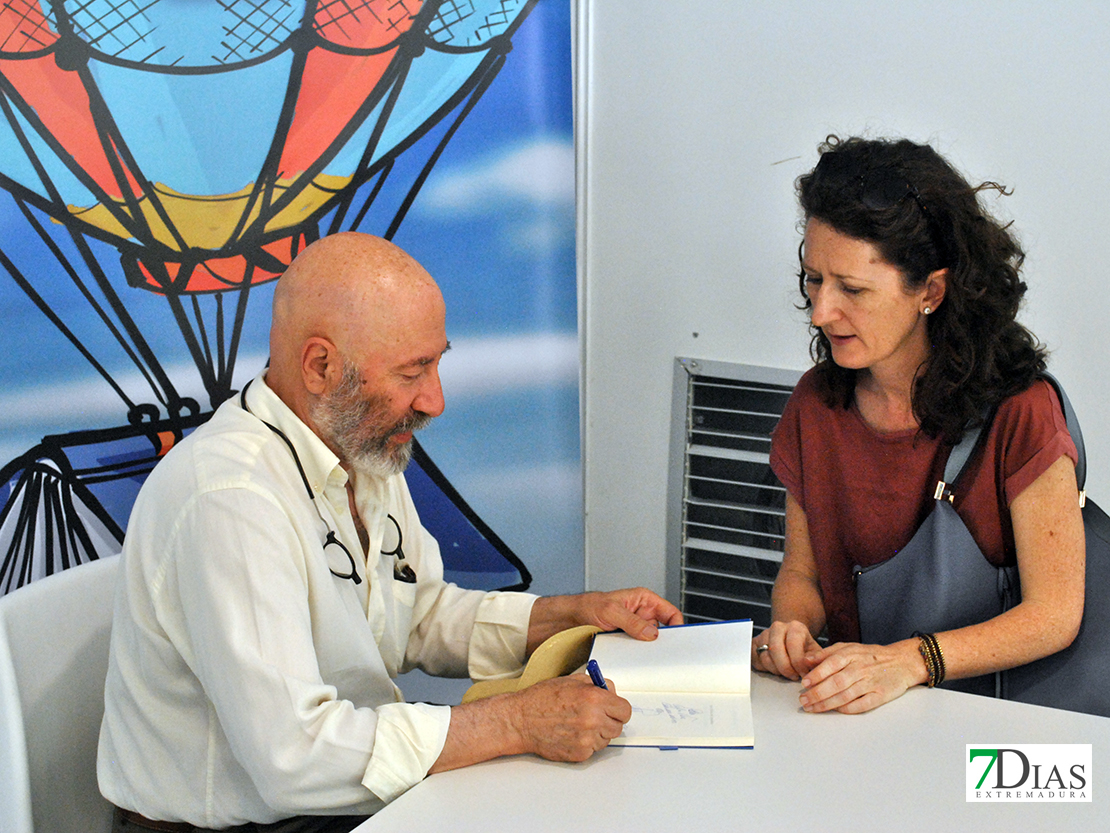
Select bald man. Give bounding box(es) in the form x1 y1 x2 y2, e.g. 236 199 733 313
98 234 681 833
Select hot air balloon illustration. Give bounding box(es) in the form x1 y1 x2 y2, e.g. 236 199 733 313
0 0 535 592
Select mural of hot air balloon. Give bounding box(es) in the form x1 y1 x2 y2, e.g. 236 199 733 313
0 0 579 595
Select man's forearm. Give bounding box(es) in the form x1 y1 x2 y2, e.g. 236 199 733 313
524 594 587 655
429 677 629 774
428 694 527 774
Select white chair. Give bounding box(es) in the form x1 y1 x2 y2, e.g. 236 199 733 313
0 556 118 833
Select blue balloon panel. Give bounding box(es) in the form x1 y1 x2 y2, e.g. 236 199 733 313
0 1 548 595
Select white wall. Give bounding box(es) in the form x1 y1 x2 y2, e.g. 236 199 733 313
578 1 1110 594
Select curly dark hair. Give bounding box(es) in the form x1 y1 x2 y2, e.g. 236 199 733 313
795 135 1047 442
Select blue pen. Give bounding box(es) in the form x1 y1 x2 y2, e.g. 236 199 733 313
586 659 608 690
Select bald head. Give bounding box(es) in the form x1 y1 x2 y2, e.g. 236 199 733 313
266 232 447 431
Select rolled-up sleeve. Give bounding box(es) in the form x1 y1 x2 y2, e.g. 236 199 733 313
361 702 451 803
468 592 537 680
395 484 537 681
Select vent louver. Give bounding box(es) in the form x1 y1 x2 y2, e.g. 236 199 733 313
667 359 800 626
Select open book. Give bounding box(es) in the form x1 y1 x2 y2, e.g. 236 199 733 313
589 619 753 749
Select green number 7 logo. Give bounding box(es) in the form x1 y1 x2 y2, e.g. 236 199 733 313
969 748 999 789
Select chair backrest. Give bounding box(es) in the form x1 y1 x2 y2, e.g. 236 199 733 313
0 556 119 833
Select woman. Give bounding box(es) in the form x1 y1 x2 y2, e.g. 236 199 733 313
751 136 1085 714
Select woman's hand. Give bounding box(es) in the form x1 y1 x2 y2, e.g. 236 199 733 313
752 620 822 680
797 639 928 714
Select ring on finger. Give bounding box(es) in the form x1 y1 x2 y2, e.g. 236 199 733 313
756 644 770 654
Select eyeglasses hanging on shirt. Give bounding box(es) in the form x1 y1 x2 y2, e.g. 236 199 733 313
239 382 418 586
321 530 361 584
322 513 417 585
380 513 417 583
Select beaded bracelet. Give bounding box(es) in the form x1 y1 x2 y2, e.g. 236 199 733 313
914 631 947 687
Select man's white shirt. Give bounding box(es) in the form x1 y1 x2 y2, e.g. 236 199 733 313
97 371 536 827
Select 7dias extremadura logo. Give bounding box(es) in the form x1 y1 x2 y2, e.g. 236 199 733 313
967 745 1092 802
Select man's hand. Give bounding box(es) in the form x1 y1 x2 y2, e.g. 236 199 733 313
526 588 683 654
430 675 631 772
511 676 631 761
430 587 679 774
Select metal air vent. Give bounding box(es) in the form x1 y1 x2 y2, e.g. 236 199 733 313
666 359 800 626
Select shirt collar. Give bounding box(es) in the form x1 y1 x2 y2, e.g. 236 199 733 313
239 370 349 497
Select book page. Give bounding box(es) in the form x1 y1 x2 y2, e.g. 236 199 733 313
589 620 752 694
612 691 754 748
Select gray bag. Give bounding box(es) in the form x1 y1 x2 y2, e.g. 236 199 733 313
854 410 1017 696
853 374 1110 714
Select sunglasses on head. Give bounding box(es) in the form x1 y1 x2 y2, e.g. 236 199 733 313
813 150 928 211
812 151 950 265
860 168 950 263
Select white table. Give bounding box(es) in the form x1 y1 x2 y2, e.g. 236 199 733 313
361 673 1110 832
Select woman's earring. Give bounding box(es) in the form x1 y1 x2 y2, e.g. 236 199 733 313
923 307 932 315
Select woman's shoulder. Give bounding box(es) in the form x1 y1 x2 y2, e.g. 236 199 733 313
776 367 826 429
990 376 1075 463
788 365 824 402
993 376 1067 429
775 366 878 456
985 375 1078 504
